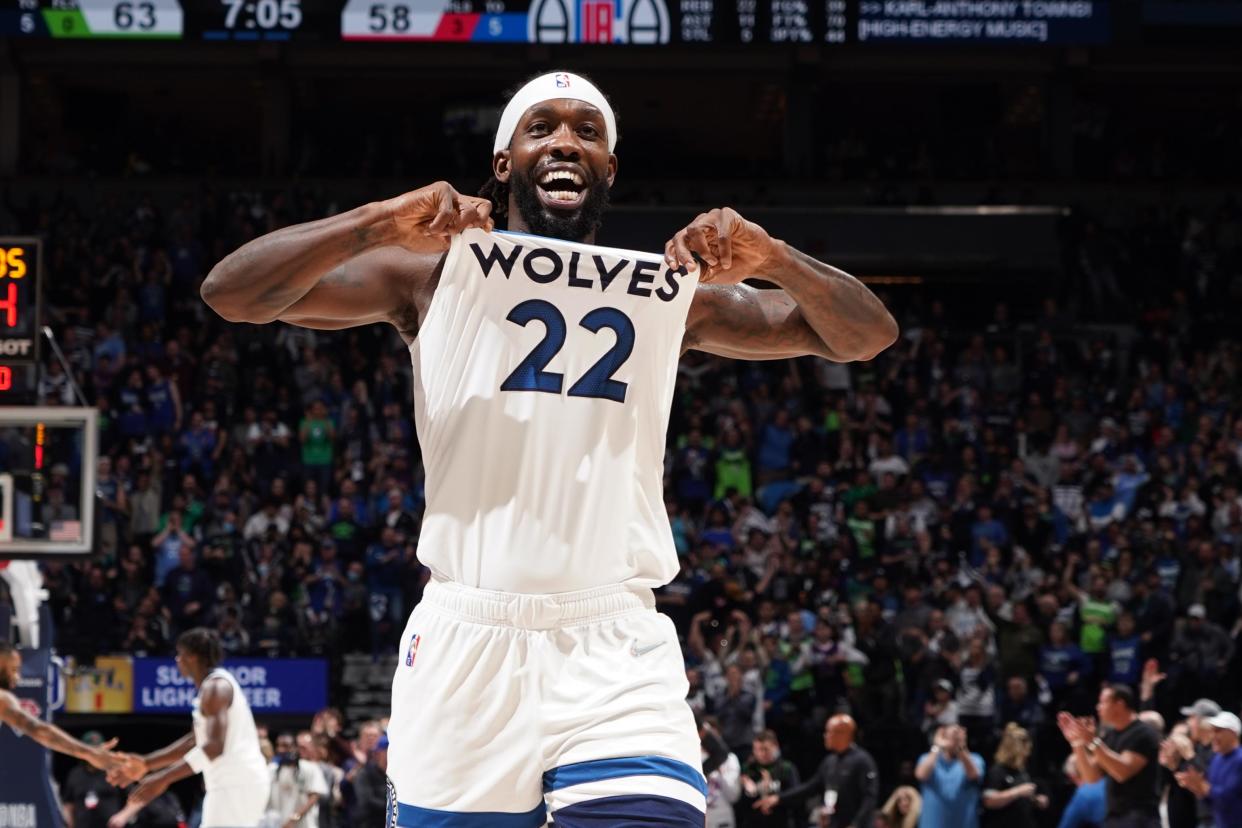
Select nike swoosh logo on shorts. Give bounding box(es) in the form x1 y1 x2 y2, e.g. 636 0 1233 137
631 640 667 657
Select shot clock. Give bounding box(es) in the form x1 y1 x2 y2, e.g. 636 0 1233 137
0 238 41 403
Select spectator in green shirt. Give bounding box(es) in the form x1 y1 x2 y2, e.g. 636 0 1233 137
848 500 879 561
299 400 335 491
1077 575 1119 656
716 429 753 500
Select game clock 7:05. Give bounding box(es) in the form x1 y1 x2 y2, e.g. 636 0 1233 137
221 0 302 29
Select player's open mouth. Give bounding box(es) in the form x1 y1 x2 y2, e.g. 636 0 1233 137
535 167 587 210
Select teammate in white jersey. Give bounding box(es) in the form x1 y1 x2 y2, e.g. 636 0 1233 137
108 629 269 828
200 72 897 826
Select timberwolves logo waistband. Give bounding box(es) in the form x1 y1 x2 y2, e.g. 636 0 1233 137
529 0 670 43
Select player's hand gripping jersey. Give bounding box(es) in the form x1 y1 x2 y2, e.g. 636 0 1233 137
410 228 699 593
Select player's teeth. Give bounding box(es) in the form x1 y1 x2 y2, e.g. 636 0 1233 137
540 171 583 187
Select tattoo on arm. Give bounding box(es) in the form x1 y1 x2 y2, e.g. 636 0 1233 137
254 281 307 313
351 223 377 255
3 701 40 737
319 267 355 288
5 701 92 760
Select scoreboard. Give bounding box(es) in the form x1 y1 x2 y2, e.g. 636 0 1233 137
2 0 1113 43
0 239 40 404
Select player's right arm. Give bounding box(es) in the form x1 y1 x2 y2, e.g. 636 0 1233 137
200 182 493 330
139 732 197 772
0 689 124 769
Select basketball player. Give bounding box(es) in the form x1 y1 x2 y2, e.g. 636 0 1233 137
0 639 132 772
200 72 897 827
107 628 268 828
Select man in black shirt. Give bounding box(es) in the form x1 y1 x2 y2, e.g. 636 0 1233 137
1059 684 1161 827
740 730 801 828
756 714 878 828
63 731 125 828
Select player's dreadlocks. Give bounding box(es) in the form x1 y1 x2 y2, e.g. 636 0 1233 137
478 171 510 224
479 71 618 227
177 627 223 670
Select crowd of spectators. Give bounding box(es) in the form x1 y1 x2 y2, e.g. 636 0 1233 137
0 175 1240 827
660 192 1242 824
251 710 393 828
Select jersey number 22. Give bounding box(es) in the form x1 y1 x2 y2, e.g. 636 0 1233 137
500 299 635 404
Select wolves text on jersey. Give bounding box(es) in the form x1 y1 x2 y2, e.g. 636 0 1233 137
469 241 688 303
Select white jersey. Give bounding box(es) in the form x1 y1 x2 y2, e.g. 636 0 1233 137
192 667 268 791
410 228 699 593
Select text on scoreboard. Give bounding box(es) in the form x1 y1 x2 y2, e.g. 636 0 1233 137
1 0 1110 41
132 658 327 713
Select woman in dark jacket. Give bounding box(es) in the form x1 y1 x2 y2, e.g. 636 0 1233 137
981 723 1048 828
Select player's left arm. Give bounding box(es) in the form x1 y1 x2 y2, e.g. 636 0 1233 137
668 208 898 362
0 688 126 770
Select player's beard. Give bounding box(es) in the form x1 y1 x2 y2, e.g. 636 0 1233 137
510 167 610 242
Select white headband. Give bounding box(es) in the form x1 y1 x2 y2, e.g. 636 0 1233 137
493 72 617 155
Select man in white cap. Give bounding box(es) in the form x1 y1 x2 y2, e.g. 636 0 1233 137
1175 697 1220 827
200 70 897 827
1174 710 1242 828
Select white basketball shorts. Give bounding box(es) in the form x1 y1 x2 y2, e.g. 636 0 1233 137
387 579 706 827
201 782 269 827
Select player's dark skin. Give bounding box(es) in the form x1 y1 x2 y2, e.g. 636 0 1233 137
0 646 133 772
201 98 898 363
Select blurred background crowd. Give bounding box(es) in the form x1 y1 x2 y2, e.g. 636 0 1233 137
5 176 1239 826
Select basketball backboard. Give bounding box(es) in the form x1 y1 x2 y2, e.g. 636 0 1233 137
0 406 97 558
